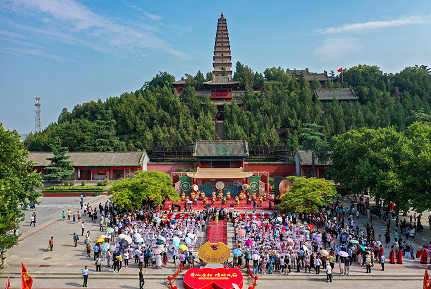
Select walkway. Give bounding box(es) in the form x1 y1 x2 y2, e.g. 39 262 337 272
206 219 227 245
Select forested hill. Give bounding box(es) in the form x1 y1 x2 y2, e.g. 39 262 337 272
24 64 431 153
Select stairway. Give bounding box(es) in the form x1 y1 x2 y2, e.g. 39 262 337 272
206 219 227 245
216 120 225 140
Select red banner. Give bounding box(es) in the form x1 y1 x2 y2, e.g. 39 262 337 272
5 274 10 289
425 267 431 289
21 262 33 289
184 268 243 289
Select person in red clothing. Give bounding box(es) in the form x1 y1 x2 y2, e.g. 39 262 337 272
389 245 396 264
396 248 403 264
420 246 429 264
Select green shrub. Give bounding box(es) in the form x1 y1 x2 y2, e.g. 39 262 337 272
81 180 87 186
97 180 104 186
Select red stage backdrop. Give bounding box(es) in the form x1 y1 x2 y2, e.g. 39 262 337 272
184 268 243 289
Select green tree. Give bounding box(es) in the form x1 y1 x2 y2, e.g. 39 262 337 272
0 125 42 266
298 123 329 177
278 176 337 213
94 112 126 152
194 70 205 90
44 137 74 182
109 170 180 210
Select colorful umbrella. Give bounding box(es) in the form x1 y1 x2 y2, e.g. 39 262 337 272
320 249 329 256
350 240 359 244
232 249 243 256
154 217 161 223
98 235 106 239
251 254 260 260
153 248 162 254
97 238 104 243
180 244 187 251
100 242 110 252
245 240 254 247
338 251 349 257
157 235 166 244
119 239 129 247
105 228 114 234
238 229 246 238
134 233 141 238
187 233 195 239
118 234 126 239
185 237 192 245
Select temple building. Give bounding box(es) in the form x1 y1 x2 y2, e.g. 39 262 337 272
172 13 240 104
314 87 359 108
171 140 269 196
213 13 232 77
28 151 148 181
286 68 338 87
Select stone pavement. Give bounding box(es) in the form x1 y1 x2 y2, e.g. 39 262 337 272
0 195 429 289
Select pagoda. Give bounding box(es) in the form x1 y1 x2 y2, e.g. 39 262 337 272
213 13 232 76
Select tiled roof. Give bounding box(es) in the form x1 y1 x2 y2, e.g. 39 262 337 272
28 151 145 167
193 140 248 157
204 76 238 86
286 69 337 82
305 73 336 81
296 150 331 166
315 87 358 101
187 168 253 179
171 79 187 86
286 69 310 75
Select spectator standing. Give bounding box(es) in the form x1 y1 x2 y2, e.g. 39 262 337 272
82 266 89 287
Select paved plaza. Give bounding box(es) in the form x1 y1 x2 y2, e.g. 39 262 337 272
0 194 429 288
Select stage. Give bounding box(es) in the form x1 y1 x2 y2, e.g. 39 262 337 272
162 197 271 211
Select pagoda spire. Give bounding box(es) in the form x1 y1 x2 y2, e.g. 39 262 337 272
213 13 232 77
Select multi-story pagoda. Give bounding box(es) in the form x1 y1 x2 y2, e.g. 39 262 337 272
213 13 232 77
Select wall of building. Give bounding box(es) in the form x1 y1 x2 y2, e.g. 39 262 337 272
147 163 195 176
246 163 296 177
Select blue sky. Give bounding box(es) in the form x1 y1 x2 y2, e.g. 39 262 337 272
1 0 431 134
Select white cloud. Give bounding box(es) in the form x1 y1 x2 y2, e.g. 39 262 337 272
143 12 162 21
4 0 188 59
314 38 364 62
15 0 105 30
319 16 431 34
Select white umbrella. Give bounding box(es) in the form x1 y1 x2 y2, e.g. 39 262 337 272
124 236 133 244
118 234 126 239
172 237 180 243
134 233 141 238
187 233 195 239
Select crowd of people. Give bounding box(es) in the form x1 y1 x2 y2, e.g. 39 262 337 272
65 193 431 287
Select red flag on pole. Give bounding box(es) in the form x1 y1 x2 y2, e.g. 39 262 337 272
5 274 10 289
21 262 33 289
337 68 343 73
425 267 431 289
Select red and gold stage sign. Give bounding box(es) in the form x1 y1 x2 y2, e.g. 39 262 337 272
199 242 230 264
184 268 243 289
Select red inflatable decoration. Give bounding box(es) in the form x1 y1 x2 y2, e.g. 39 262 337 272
183 268 243 289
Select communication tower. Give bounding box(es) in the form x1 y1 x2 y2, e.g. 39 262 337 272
35 96 41 133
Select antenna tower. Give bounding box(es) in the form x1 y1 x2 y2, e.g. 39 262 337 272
35 96 41 133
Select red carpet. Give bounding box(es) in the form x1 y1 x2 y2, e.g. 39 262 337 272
162 198 271 211
206 219 227 245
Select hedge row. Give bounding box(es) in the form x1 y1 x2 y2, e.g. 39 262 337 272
43 186 106 191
